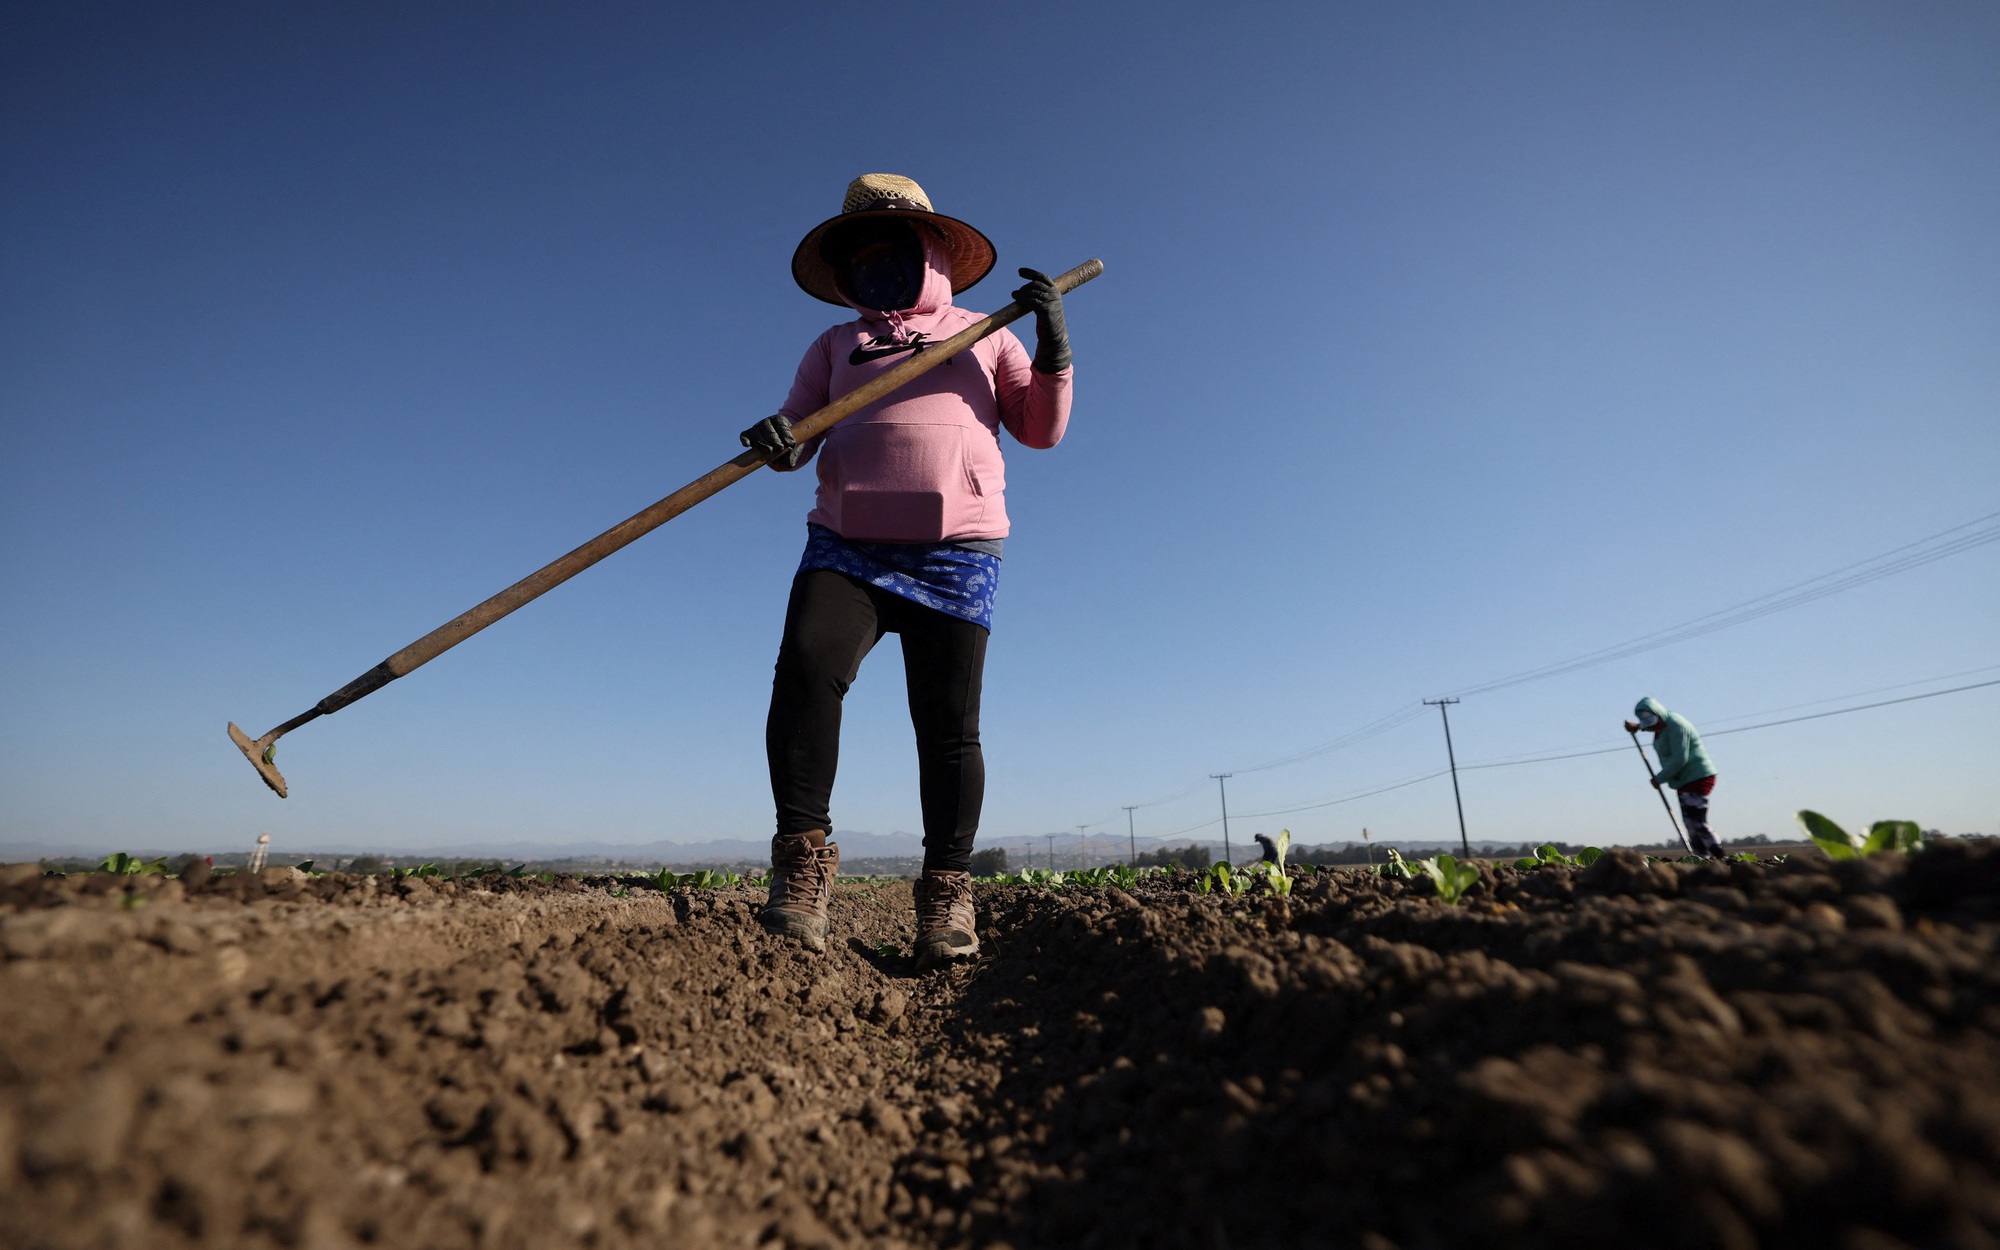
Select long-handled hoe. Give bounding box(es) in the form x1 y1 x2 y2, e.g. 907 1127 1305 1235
1627 729 1693 854
230 259 1105 797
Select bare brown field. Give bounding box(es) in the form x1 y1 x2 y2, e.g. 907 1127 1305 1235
4 843 1999 1249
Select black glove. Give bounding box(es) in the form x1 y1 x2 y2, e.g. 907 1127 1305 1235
740 414 801 470
1010 267 1070 374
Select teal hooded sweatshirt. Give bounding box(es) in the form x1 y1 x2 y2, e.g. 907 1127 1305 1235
1634 697 1717 789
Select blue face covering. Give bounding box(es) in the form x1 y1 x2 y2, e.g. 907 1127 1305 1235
826 220 924 311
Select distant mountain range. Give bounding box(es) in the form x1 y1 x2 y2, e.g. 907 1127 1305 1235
1 833 911 865
3 830 1576 867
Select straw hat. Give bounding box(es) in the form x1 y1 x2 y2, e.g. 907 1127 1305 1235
791 173 996 307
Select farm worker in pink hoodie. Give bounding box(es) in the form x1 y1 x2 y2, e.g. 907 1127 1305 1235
740 174 1073 968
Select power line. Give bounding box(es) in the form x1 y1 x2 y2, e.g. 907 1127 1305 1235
1233 770 1453 819
1444 661 2000 770
1091 705 1433 831
1127 777 1213 810
1706 676 2000 737
1095 706 1431 830
1148 814 1224 839
1448 509 2000 698
1458 676 2000 772
1148 675 2000 835
1230 703 1431 774
1139 769 1456 840
1700 661 2000 728
1086 508 2000 842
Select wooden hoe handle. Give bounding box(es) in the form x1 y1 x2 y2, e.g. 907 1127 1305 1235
236 258 1106 795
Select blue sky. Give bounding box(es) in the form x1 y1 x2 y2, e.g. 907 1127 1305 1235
3 2 1996 857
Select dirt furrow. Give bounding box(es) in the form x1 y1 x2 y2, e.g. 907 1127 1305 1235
5 842 2000 1249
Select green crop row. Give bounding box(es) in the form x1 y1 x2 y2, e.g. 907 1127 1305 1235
1195 860 1295 898
633 867 771 891
975 865 1169 890
1191 829 1297 898
1370 848 1485 905
1508 844 1607 871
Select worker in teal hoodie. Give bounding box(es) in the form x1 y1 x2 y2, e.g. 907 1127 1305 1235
1624 697 1722 855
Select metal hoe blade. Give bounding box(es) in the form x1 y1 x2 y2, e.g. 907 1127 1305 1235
228 721 289 798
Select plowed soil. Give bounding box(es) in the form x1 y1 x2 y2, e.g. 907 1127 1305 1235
5 842 2000 1250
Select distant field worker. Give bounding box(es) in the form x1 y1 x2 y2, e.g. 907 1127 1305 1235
1624 697 1722 856
740 174 1073 968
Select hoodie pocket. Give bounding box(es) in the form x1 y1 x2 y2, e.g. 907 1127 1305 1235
827 421 972 542
962 430 986 497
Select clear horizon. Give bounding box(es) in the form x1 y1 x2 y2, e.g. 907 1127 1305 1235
1 827 1843 871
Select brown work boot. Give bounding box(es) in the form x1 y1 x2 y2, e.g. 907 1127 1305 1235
913 869 978 971
763 831 839 951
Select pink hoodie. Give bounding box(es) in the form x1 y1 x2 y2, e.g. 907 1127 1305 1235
774 230 1072 543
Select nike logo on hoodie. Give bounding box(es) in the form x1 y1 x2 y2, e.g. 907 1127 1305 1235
849 332 931 365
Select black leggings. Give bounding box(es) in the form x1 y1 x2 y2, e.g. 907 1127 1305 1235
766 569 988 873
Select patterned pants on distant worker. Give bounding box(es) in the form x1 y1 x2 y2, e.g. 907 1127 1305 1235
1677 776 1722 856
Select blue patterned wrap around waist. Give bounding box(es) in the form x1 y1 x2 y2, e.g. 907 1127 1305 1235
797 523 1002 630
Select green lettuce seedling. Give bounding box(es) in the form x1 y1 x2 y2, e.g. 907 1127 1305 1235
1247 861 1293 897
1236 829 1296 897
653 867 735 891
1797 811 1923 860
1419 853 1482 905
1069 864 1142 891
1382 848 1418 880
1199 862 1254 897
98 853 167 876
1512 843 1572 870
1511 844 1603 871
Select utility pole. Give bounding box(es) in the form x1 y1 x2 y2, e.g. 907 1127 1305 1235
1424 698 1469 857
1123 805 1138 866
1077 825 1088 869
1211 773 1234 866
1046 833 1055 871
